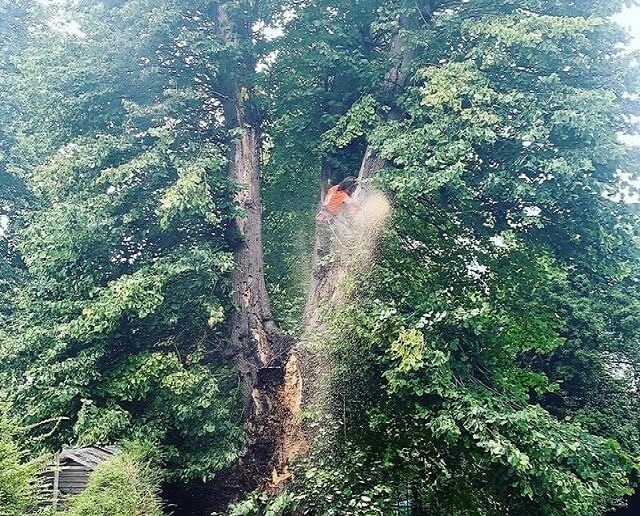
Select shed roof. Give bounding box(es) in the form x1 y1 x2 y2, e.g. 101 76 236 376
59 445 120 470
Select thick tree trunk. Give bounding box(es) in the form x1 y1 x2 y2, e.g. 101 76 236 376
229 124 275 396
208 95 306 511
208 2 433 509
208 6 306 511
227 120 306 486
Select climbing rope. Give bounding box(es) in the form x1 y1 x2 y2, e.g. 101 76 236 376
327 219 356 251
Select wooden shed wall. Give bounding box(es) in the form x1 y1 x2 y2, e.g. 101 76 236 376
57 462 91 495
40 445 120 509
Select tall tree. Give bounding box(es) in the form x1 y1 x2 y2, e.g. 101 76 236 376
0 0 305 508
261 0 640 514
0 0 241 488
168 1 306 496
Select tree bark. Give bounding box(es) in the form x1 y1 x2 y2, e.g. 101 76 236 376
229 122 276 399
226 117 306 488
207 5 306 510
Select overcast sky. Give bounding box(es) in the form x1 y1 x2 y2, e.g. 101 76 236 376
614 5 640 49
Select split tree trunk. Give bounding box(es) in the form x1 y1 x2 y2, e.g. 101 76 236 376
226 112 306 488
208 2 433 509
208 5 305 510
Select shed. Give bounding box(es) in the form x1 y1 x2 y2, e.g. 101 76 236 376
43 445 120 507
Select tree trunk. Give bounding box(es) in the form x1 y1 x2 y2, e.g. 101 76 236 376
208 2 433 509
229 122 276 398
208 5 306 511
227 117 306 488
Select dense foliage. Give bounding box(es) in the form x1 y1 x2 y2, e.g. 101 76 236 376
1 0 640 514
0 0 241 484
262 0 386 331
273 0 640 514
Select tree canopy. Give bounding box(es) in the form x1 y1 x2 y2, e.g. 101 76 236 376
1 0 640 514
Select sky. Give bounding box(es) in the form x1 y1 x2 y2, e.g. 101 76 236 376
614 5 640 49
611 6 640 201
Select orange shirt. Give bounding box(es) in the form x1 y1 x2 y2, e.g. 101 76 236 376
323 185 352 215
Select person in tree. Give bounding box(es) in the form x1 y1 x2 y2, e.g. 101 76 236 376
316 176 358 223
313 176 358 271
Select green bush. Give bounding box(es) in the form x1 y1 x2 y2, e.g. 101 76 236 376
62 448 163 516
0 403 39 516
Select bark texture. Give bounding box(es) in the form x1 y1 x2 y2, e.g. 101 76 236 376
208 5 306 510
227 116 306 490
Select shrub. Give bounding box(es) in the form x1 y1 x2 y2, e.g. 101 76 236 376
0 403 39 516
62 448 163 516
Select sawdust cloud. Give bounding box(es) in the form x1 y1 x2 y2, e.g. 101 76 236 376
299 190 392 445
